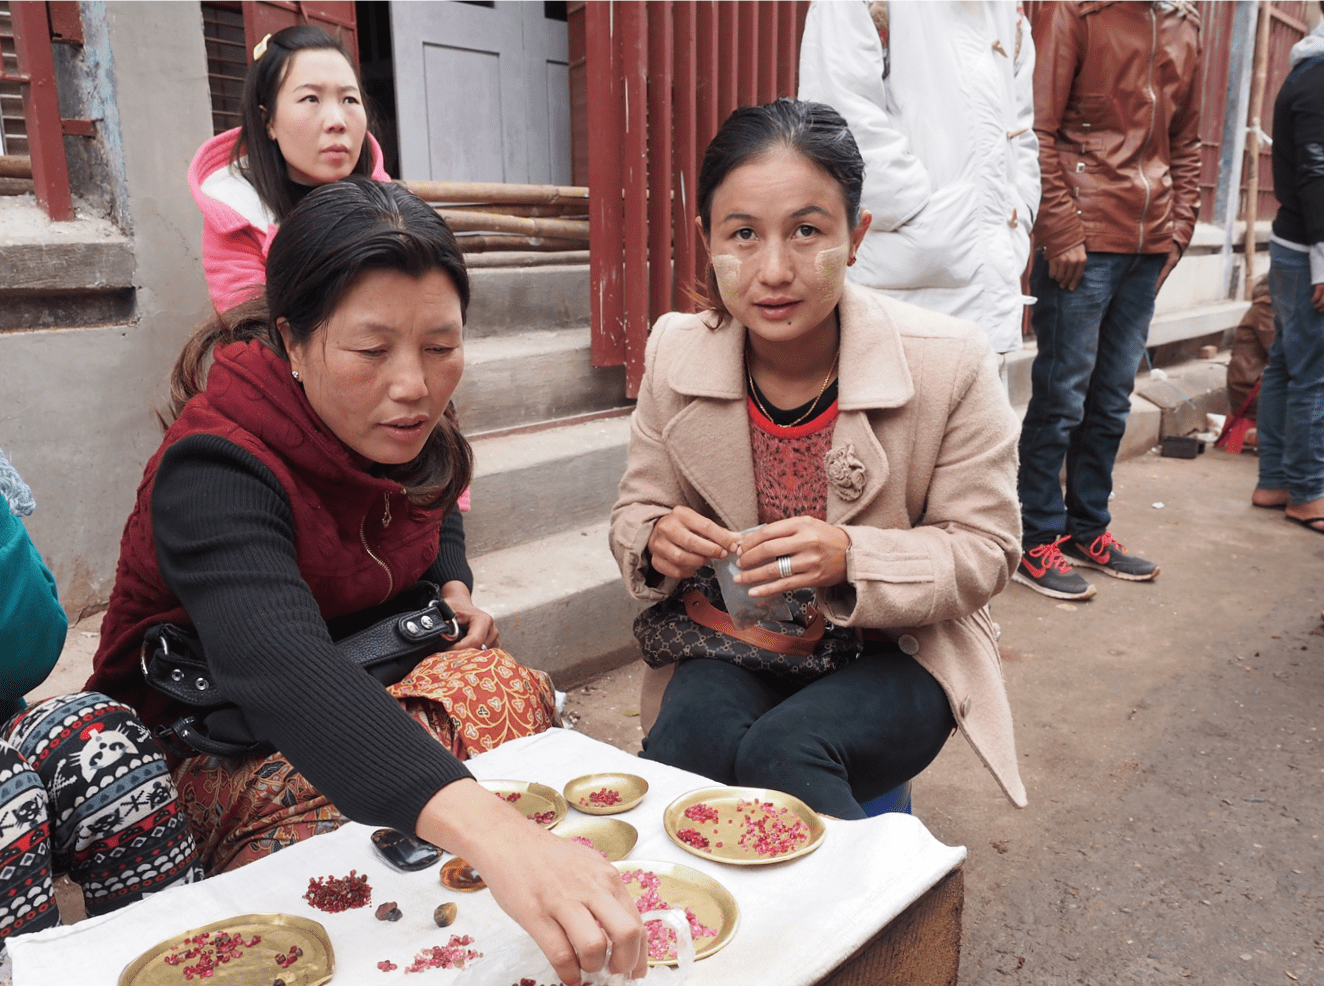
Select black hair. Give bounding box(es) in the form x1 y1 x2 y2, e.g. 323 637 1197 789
233 25 377 222
696 98 865 319
167 177 473 510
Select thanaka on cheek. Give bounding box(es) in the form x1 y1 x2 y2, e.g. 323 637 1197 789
814 245 849 296
711 254 742 304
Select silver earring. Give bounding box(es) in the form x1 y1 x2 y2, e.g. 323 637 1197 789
291 370 300 381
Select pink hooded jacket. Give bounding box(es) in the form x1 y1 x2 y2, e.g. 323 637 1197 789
188 127 391 314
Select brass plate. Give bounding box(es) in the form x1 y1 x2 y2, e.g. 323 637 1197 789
613 860 739 964
478 779 568 828
553 815 638 861
563 772 649 815
662 786 826 865
119 913 333 986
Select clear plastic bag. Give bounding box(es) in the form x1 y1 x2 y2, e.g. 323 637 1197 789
712 526 792 629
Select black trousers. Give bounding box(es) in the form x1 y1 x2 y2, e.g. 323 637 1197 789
640 651 955 819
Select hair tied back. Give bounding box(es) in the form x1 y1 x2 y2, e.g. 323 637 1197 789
252 32 272 60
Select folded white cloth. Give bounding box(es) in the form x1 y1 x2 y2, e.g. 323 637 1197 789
11 730 965 985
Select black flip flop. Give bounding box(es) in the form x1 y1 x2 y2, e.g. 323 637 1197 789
1285 514 1324 534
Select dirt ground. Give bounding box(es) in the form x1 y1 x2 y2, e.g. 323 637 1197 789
562 446 1324 986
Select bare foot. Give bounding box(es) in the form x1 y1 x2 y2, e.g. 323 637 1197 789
1285 495 1324 531
1252 488 1289 508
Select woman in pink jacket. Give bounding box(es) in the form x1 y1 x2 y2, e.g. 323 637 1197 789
188 25 391 313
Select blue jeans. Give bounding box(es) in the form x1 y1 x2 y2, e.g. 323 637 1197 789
1257 241 1324 504
1018 252 1165 546
640 652 954 820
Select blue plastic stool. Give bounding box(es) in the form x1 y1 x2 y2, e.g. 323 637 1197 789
860 780 913 816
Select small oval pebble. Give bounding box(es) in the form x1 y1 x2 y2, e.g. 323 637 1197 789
434 901 458 927
375 901 402 921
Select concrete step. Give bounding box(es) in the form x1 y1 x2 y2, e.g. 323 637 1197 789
466 414 632 556
454 327 630 434
465 263 589 339
470 520 645 688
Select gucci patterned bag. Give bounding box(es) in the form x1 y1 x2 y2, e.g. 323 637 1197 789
633 567 861 682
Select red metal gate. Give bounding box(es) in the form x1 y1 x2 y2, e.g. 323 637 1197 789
582 0 810 397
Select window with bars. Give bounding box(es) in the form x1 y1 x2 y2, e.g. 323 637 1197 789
0 1 28 157
202 2 246 135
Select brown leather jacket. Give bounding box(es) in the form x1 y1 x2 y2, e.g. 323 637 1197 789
1032 1 1203 260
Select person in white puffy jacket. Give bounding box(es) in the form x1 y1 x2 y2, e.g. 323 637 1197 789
798 0 1039 355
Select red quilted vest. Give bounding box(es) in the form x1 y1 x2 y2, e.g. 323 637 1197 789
87 340 445 728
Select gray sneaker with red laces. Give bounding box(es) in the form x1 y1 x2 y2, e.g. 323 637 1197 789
1061 531 1159 581
1012 536 1097 600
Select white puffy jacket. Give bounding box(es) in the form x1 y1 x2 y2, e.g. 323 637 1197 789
799 0 1040 353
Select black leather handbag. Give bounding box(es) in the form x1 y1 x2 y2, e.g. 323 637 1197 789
142 581 461 758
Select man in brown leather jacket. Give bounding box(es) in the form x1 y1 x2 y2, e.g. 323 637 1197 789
1013 0 1202 600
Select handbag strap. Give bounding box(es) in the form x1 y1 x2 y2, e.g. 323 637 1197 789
681 589 826 656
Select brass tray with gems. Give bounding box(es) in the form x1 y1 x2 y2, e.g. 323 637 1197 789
663 786 826 865
119 913 333 986
563 772 649 815
553 815 638 861
613 860 739 964
479 778 568 828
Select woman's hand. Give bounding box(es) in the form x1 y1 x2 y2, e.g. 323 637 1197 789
440 581 500 651
646 506 740 580
418 780 647 985
735 517 850 596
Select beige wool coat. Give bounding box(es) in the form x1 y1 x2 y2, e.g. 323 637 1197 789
609 283 1027 806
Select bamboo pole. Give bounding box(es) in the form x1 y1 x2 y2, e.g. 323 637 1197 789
436 208 589 240
399 179 588 206
1243 0 1273 298
451 202 588 219
0 155 33 179
458 234 590 253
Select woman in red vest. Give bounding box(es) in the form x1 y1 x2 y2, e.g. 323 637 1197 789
4 179 644 983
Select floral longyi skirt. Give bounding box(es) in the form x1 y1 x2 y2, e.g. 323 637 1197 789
172 647 557 873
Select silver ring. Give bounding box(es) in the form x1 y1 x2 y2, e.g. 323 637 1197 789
777 555 793 579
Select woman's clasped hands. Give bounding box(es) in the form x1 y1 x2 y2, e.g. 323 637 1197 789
647 505 849 595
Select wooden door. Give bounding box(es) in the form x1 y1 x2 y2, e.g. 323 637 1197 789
391 1 570 184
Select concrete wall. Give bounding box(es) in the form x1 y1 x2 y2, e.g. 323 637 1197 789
0 2 213 619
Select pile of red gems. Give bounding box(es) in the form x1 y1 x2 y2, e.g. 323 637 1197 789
570 835 610 859
162 930 261 980
581 787 622 807
274 945 304 970
531 809 557 825
403 934 482 973
502 792 522 803
676 828 710 850
682 802 720 824
303 869 372 912
735 798 809 858
511 979 555 986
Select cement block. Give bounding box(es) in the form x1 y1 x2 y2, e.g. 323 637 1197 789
1134 362 1229 438
471 521 645 687
467 415 631 555
1118 392 1162 462
465 264 589 338
455 328 630 434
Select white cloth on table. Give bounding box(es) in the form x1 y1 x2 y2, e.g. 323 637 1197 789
10 730 966 985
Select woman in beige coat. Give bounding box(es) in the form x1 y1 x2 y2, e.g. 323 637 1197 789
610 99 1027 814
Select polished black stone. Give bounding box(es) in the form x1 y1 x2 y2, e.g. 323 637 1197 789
371 827 441 871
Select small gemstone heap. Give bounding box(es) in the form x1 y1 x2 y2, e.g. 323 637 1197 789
303 869 372 912
403 934 482 973
580 787 622 807
161 930 262 980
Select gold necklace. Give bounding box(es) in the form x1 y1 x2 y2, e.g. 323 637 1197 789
746 346 840 428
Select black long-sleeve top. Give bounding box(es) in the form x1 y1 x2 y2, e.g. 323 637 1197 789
1272 52 1324 253
152 432 474 834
